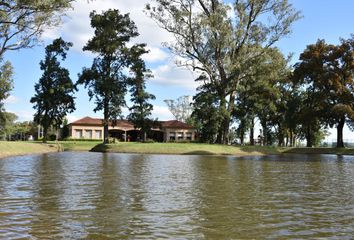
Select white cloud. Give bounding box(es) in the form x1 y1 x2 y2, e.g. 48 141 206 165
7 109 34 122
150 63 200 90
66 114 79 124
143 46 169 63
42 0 173 53
4 95 19 104
151 105 174 120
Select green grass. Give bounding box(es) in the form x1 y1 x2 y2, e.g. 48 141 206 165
2 141 353 158
0 141 59 159
282 147 354 155
91 142 283 156
53 140 102 151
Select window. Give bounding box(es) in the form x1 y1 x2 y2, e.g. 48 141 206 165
75 129 83 138
85 130 93 139
169 132 176 141
186 132 192 140
177 132 184 140
95 130 102 139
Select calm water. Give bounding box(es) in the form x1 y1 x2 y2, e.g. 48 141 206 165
0 152 353 239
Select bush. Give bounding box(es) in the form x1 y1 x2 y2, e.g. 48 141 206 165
49 134 57 141
63 137 102 142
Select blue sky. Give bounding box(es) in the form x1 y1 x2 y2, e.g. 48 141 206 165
3 0 354 141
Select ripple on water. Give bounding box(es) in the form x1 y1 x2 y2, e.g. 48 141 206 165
0 152 353 239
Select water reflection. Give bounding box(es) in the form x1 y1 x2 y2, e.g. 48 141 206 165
0 153 353 239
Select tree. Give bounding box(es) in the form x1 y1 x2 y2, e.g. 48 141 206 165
0 0 76 57
164 95 193 123
0 58 13 121
293 38 354 147
0 111 17 140
191 78 223 143
30 38 76 143
146 0 300 144
233 47 290 146
78 9 143 143
127 44 156 142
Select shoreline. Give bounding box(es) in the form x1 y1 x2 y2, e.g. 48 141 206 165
1 141 354 159
0 141 59 159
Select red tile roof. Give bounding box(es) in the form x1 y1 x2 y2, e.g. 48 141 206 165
70 117 103 126
160 120 194 129
70 117 194 129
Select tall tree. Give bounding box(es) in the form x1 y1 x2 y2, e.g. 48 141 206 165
0 58 13 121
78 9 142 143
146 0 300 144
127 44 156 142
0 111 17 140
164 95 193 123
191 77 223 143
30 38 76 143
293 38 354 147
0 0 76 57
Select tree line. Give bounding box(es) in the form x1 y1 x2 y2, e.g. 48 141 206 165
147 0 353 148
1 1 353 147
0 2 155 143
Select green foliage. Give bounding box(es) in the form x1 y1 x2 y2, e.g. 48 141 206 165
0 59 13 102
31 38 76 143
293 36 354 147
78 9 145 143
147 0 300 144
127 44 156 142
63 137 102 142
0 0 74 57
0 111 17 139
192 80 223 143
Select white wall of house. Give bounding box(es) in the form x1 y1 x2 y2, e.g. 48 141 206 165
69 125 196 142
69 125 104 140
164 128 196 142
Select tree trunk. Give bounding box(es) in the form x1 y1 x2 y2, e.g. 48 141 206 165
336 117 345 148
261 121 267 146
249 117 254 145
289 130 293 147
306 125 312 147
143 131 147 142
222 91 235 145
240 128 244 145
103 101 109 144
42 126 48 143
285 134 289 147
277 124 284 147
216 95 227 144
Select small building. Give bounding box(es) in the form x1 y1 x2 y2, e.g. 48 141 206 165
68 117 197 142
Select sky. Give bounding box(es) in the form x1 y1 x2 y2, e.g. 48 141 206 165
3 0 354 142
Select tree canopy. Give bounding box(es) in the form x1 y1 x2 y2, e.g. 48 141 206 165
146 0 301 144
30 38 76 142
78 9 151 143
0 0 76 57
293 37 354 147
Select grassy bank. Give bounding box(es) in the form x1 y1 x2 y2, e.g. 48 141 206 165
283 147 354 155
91 142 282 156
57 140 102 151
0 141 59 159
2 141 354 157
90 142 354 156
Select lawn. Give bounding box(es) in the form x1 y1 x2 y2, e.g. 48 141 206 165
2 141 354 158
0 141 58 159
91 142 283 156
54 140 102 151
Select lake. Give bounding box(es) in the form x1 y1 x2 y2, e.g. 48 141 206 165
0 152 353 239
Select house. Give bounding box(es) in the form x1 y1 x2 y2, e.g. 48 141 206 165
68 116 197 142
